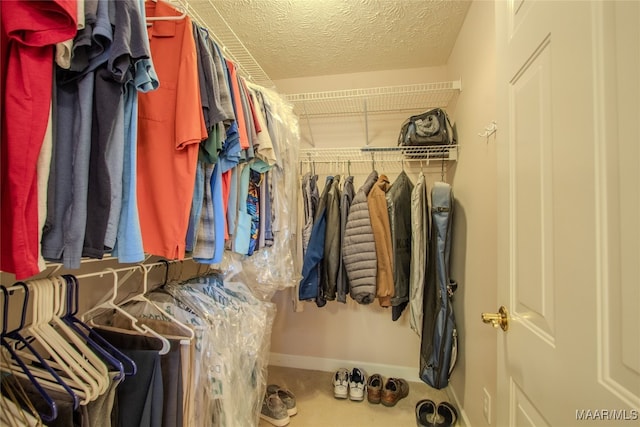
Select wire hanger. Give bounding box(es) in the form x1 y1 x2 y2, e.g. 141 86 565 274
118 265 195 341
82 269 170 355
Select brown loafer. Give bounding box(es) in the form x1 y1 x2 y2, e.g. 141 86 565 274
367 374 384 404
381 377 410 407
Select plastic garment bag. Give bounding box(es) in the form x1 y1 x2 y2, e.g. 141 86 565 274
148 272 275 427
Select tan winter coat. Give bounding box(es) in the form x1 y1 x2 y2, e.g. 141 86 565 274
367 174 394 307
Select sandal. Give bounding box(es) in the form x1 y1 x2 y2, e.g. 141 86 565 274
415 399 437 427
434 401 458 427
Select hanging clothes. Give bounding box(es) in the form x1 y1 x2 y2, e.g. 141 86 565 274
336 175 355 303
322 174 342 301
299 176 334 306
300 172 319 255
0 0 77 279
386 171 415 320
343 170 378 304
368 174 393 307
42 0 112 269
137 0 207 260
112 0 160 263
410 172 430 336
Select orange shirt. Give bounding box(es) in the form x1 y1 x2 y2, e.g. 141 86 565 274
225 60 250 150
137 1 207 259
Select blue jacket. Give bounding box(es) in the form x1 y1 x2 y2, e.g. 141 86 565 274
299 176 333 305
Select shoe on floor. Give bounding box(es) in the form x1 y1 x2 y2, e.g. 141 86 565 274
333 368 349 399
349 367 366 401
266 384 298 416
434 401 458 427
381 377 410 407
260 393 290 426
366 373 384 404
416 399 437 426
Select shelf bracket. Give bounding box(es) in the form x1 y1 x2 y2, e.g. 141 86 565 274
363 98 369 146
302 100 316 147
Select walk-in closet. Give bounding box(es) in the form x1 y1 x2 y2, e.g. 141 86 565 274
2 1 639 426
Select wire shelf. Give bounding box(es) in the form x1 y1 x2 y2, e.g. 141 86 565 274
286 81 461 117
299 145 458 164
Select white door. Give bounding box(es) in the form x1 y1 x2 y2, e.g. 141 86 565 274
495 1 639 426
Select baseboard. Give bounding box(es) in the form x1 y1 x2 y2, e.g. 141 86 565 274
446 384 471 427
268 352 422 383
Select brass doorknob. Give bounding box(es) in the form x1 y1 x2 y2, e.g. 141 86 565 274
481 306 509 331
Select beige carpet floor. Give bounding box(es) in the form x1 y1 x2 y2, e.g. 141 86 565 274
259 366 455 427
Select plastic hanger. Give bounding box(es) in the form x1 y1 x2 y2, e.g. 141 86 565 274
2 282 86 406
82 268 170 355
146 0 188 22
0 284 76 420
44 277 110 394
0 349 44 427
61 275 136 379
58 275 125 381
25 279 101 403
118 265 195 341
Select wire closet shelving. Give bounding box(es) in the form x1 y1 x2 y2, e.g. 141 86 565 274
284 80 461 118
298 145 458 177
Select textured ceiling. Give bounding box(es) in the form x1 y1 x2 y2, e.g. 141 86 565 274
188 0 472 82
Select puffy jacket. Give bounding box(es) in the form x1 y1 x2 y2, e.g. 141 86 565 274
343 171 378 304
386 171 414 320
368 174 393 307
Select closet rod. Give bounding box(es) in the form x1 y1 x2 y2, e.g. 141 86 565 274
4 258 203 294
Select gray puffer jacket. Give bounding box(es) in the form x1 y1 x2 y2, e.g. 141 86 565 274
343 170 379 304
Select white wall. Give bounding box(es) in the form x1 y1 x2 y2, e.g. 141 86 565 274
268 66 458 381
446 1 498 426
268 3 499 427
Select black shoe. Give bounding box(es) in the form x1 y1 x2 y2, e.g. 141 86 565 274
416 399 436 426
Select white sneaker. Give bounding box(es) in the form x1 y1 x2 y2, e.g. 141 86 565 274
333 368 349 399
349 367 366 401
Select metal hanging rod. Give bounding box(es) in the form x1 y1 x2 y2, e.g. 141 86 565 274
299 145 458 164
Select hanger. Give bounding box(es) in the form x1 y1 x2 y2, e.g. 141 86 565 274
59 275 133 381
0 284 76 420
118 265 195 341
82 268 170 355
9 280 94 404
25 279 104 403
146 0 188 22
0 349 44 426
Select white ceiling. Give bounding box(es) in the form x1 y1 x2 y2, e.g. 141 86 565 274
188 0 472 83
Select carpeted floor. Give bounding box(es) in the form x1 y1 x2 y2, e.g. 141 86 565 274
259 366 455 427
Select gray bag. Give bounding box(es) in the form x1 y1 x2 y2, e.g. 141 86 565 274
398 108 456 146
419 181 458 389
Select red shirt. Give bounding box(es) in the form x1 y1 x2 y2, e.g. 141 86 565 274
1 0 77 279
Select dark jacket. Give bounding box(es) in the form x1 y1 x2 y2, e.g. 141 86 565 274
299 176 333 306
322 175 341 301
336 176 355 303
386 171 414 320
